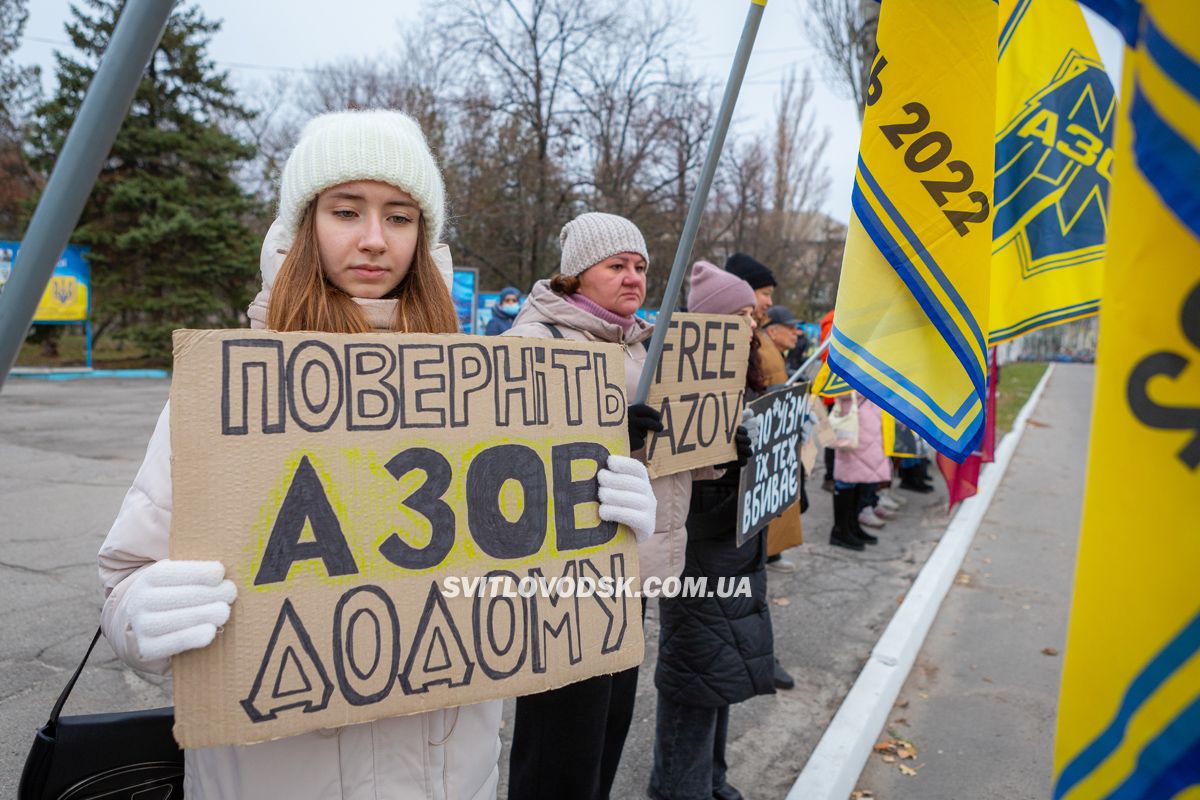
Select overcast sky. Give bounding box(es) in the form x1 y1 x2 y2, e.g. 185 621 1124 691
16 1 1123 225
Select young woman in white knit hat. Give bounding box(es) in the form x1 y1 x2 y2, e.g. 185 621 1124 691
503 215 751 800
96 111 658 800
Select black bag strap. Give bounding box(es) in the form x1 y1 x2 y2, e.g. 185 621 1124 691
47 627 103 726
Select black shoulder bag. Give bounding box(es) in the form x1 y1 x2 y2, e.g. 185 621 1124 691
18 627 184 800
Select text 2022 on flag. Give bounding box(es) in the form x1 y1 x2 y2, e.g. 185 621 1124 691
827 0 997 461
990 0 1116 343
1054 2 1200 797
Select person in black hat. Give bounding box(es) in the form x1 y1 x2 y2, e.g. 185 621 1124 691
722 254 797 692
724 252 775 325
763 304 810 372
763 305 801 361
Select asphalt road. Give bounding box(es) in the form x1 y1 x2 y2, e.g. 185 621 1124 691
856 363 1092 799
0 369 1087 798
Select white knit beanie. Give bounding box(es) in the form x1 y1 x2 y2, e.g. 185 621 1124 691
558 212 649 277
277 109 446 243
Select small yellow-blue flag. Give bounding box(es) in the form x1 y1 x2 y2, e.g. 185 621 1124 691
990 0 1116 343
811 360 852 398
828 0 998 460
1053 2 1200 797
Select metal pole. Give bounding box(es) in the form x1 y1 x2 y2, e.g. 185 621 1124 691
633 0 766 405
0 0 174 389
786 337 830 385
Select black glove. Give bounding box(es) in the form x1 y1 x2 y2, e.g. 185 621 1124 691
718 425 754 470
627 403 664 452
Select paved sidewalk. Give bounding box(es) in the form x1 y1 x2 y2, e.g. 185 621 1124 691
0 372 1064 798
855 363 1094 799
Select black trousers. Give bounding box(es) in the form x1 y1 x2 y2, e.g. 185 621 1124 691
507 601 646 800
649 698 730 800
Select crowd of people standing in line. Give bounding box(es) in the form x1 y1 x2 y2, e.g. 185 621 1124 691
95 108 940 800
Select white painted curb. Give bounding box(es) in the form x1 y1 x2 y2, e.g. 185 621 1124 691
785 364 1056 800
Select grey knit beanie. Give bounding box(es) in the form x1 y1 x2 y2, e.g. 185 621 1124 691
558 212 649 277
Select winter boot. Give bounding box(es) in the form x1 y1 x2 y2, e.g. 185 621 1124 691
849 486 879 544
858 506 887 527
877 491 902 512
774 658 796 690
899 464 934 493
829 490 865 551
918 458 938 489
870 503 897 521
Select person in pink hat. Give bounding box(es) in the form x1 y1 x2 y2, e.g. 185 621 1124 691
649 262 773 800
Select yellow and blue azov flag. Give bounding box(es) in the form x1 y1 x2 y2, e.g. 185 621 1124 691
990 0 1115 343
828 0 997 460
1054 2 1200 797
811 360 852 398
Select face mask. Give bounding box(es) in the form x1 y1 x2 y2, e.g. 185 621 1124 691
499 302 520 315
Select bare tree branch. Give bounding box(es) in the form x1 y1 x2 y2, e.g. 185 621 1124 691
801 0 878 121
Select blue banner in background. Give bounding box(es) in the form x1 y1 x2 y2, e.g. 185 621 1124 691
0 240 91 323
452 268 478 334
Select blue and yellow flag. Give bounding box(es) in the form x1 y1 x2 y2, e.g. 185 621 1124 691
1053 3 1200 797
990 0 1115 343
828 0 997 460
811 360 852 398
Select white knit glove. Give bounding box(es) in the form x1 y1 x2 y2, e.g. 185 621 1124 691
126 560 237 663
597 454 657 544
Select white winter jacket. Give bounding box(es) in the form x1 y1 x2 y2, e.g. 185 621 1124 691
97 229 502 800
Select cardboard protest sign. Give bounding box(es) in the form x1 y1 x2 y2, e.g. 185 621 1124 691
168 329 644 749
644 314 751 478
736 384 806 546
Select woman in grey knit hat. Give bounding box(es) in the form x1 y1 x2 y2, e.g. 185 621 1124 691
503 212 748 800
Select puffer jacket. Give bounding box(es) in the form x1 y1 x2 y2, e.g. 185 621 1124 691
655 463 774 708
504 280 697 584
833 393 891 484
96 231 502 800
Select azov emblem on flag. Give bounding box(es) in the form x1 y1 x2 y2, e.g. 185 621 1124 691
993 50 1116 278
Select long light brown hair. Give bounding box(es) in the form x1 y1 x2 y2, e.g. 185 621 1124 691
267 200 459 334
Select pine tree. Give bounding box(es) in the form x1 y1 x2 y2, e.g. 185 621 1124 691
28 0 262 361
0 0 41 238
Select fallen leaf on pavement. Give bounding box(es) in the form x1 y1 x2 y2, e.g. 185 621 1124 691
1027 419 1050 428
898 764 918 776
850 791 875 799
897 745 918 760
896 699 910 709
954 571 971 586
771 597 791 607
1042 647 1059 656
881 755 896 764
893 717 909 726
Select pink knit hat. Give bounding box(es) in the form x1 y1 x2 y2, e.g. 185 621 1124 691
687 261 757 314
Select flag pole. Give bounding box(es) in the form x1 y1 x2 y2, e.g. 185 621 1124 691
0 0 174 389
633 0 767 405
786 337 830 385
